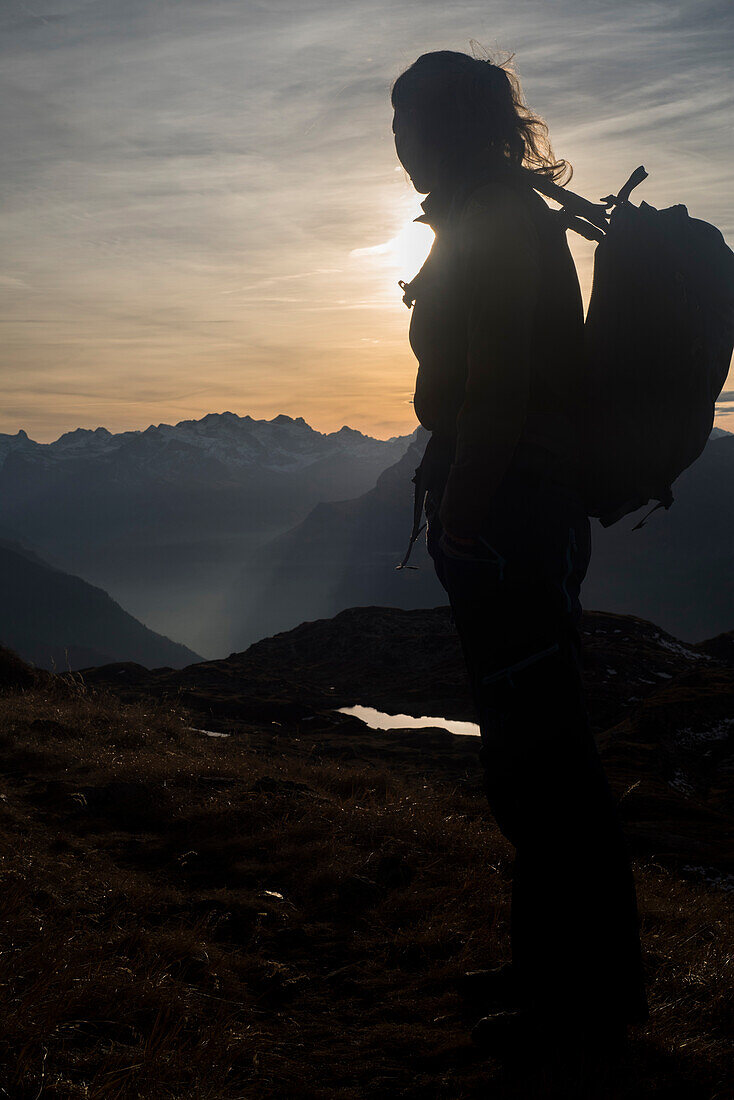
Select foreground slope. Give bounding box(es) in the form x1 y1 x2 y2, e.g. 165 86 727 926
0 626 731 1098
81 604 734 878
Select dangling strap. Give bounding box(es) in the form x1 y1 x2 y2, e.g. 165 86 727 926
631 492 673 531
396 461 427 569
555 208 605 242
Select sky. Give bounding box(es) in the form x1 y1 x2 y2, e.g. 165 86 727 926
1 0 732 443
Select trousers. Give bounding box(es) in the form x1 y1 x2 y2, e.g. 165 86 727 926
425 458 648 1025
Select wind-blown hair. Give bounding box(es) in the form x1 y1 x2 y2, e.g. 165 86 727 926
391 50 572 185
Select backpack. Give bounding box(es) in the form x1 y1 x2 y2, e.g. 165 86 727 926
522 165 734 529
396 165 734 570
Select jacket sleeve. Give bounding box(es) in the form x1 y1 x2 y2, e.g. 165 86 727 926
438 189 541 538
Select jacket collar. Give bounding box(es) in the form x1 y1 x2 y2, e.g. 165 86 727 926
413 188 453 230
413 162 523 230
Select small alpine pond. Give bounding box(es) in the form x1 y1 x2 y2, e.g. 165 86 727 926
336 704 479 737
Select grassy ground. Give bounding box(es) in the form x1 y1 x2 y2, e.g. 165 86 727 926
0 669 731 1099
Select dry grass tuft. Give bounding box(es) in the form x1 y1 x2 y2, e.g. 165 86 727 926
0 672 731 1098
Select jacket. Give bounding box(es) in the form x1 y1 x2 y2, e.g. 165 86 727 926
403 165 587 540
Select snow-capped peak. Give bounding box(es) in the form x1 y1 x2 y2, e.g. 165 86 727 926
0 412 414 476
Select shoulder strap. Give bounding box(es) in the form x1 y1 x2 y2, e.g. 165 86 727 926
511 165 649 242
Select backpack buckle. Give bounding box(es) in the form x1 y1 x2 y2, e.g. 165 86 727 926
398 279 416 308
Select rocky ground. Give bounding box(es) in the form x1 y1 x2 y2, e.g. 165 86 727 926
0 606 732 1097
82 605 734 882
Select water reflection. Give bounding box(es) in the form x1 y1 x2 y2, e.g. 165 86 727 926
337 704 479 737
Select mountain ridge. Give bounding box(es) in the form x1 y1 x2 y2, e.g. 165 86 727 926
0 540 201 671
0 412 416 473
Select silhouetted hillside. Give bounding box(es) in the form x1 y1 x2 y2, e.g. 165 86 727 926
227 431 734 651
0 541 201 670
227 433 433 650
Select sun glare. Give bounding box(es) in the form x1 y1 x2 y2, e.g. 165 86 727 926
350 217 435 287
391 219 435 279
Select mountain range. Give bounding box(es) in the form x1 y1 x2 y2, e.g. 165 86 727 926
0 412 412 475
0 412 414 655
1 412 731 664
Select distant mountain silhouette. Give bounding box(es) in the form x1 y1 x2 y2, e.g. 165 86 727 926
0 541 201 671
2 413 729 655
0 412 413 474
226 432 434 651
227 429 734 650
0 413 415 655
583 432 734 640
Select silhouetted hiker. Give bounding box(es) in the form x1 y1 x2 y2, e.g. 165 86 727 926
392 50 648 1055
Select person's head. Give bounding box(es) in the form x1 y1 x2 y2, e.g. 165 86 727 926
391 50 570 194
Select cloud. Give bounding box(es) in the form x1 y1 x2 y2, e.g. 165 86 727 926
0 0 732 440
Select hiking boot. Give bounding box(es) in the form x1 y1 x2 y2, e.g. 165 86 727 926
457 963 517 1013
